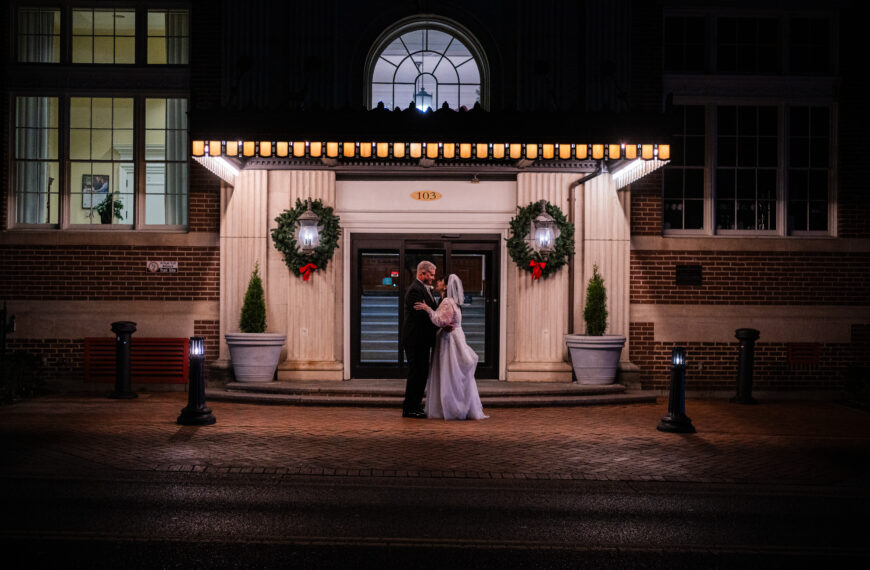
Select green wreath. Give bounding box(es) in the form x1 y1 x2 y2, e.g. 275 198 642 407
507 201 575 279
271 198 341 280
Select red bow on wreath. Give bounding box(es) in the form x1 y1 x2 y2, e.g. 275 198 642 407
299 263 317 281
529 260 546 280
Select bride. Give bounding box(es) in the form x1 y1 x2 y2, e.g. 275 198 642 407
414 274 489 420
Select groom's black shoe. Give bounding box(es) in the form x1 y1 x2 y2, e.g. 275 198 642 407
402 409 426 419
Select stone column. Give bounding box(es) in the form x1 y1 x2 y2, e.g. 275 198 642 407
573 172 631 356
506 172 576 382
220 171 271 361
269 170 343 380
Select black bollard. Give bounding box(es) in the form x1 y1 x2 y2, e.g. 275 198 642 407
109 321 137 399
178 337 216 425
731 328 760 404
658 347 695 433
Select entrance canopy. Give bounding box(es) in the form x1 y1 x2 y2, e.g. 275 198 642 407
190 105 672 187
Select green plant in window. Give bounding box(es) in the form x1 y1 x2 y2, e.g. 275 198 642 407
95 194 124 222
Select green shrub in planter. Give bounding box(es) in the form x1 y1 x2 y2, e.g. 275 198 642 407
239 263 267 333
583 264 608 336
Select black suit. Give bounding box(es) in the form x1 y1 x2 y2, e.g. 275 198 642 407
401 279 439 412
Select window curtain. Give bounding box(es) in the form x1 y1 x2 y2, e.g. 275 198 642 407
166 11 188 65
16 98 53 224
18 9 56 63
164 99 187 225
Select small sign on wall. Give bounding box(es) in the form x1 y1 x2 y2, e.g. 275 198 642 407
410 190 442 201
146 260 178 273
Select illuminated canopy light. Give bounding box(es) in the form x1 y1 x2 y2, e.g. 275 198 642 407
191 140 671 162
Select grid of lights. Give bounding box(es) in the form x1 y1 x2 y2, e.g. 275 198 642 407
191 140 670 162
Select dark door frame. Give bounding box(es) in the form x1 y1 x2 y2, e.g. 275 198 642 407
350 233 501 379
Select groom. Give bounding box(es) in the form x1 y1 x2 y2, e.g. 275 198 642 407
401 260 443 418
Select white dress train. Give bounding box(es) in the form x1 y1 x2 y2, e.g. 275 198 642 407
423 298 489 420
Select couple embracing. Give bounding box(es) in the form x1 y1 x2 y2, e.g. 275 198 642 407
401 260 488 420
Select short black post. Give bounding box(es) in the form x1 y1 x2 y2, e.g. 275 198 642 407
178 337 216 425
658 347 695 433
731 328 760 404
109 321 137 399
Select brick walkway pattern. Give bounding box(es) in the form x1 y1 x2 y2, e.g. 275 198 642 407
1 394 868 486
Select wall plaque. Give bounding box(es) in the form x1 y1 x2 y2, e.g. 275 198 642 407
146 261 178 273
410 191 442 201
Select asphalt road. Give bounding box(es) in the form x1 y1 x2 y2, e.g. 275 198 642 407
2 472 866 568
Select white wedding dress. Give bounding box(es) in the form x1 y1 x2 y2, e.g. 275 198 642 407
422 291 489 421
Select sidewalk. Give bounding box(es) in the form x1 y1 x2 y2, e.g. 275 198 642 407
1 393 868 487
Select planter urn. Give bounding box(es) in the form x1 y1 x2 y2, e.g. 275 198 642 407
565 334 626 385
224 332 286 383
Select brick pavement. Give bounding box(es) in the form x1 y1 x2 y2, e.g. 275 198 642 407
1 394 868 486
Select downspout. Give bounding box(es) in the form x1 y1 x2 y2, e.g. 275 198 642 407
567 162 606 334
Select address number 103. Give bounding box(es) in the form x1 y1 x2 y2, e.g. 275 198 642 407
410 191 442 201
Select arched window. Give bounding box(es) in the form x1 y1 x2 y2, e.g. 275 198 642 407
367 17 488 111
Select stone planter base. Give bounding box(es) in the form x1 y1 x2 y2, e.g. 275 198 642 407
565 334 626 385
225 333 286 383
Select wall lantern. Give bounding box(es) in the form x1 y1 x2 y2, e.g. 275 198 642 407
528 200 560 259
415 87 433 112
295 199 322 251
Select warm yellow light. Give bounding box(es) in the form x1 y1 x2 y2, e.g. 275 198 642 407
608 144 621 160
476 143 488 159
259 141 272 157
276 142 289 157
493 144 505 159
427 143 438 159
393 142 405 158
209 140 221 157
460 143 472 159
442 143 455 159
360 143 372 158
509 144 522 159
592 144 604 159
542 144 554 159
658 144 671 160
326 142 339 157
625 144 637 159
576 144 588 159
292 142 305 157
243 141 255 157
309 142 322 157
559 144 571 160
226 141 239 156
192 140 205 156
343 142 355 158
641 144 654 160
526 144 538 160
410 142 422 158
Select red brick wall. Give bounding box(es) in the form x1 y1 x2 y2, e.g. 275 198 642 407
631 250 870 305
630 170 662 236
0 246 219 301
189 161 221 232
7 338 83 385
630 322 857 392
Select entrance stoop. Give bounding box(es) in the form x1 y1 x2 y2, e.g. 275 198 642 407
206 379 656 407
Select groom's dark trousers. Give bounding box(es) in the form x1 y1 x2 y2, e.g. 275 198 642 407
402 279 439 413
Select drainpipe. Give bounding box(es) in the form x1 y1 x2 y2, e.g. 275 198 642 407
567 163 606 334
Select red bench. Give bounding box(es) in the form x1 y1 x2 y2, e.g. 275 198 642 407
84 337 189 384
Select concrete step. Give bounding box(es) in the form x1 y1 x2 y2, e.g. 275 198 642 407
206 380 656 407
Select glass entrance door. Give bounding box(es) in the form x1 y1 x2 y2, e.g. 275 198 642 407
351 234 500 379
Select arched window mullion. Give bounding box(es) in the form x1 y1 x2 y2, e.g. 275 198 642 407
430 37 454 76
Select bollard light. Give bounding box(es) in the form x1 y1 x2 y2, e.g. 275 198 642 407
657 346 695 433
177 336 216 425
528 200 561 259
295 199 322 252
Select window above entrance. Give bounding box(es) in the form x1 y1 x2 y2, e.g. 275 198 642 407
367 17 487 112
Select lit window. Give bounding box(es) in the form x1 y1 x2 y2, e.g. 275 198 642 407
370 21 485 111
147 10 190 64
145 99 189 224
72 8 135 64
14 97 60 224
17 7 61 63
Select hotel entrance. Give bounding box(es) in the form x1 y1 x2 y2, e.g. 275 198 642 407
350 234 500 379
